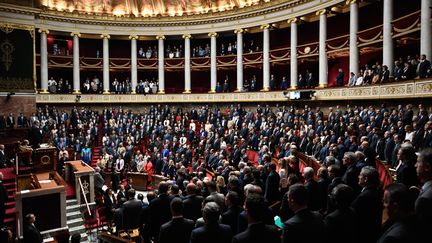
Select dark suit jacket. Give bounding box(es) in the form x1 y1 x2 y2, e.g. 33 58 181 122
396 162 418 188
282 208 325 243
351 186 383 243
158 217 194 243
264 171 280 203
122 198 143 229
221 206 243 234
149 194 173 241
378 216 419 243
232 222 280 243
183 194 204 222
23 223 43 243
342 164 361 194
324 207 358 243
190 223 233 243
305 179 321 211
415 181 432 243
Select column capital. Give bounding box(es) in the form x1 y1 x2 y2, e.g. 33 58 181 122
156 35 166 40
316 9 327 16
234 28 244 34
182 34 192 39
100 34 111 39
38 29 49 34
129 35 139 40
208 32 218 37
345 0 357 5
70 32 81 37
260 24 271 30
287 18 298 24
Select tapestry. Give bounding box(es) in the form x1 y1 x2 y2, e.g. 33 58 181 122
0 23 35 92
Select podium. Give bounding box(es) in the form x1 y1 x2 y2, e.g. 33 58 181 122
15 171 67 239
32 146 58 172
65 161 95 205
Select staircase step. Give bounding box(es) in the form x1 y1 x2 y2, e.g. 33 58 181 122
6 207 15 216
5 201 14 209
4 182 16 189
68 224 86 235
67 204 82 212
66 199 78 206
67 217 84 228
66 211 82 220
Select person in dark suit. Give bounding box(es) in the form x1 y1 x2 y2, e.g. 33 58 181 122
29 121 43 148
190 202 232 243
378 183 419 243
116 185 126 206
396 145 418 188
183 183 204 222
324 184 358 243
0 145 7 168
23 214 43 243
158 198 194 243
232 193 280 243
149 182 174 243
351 166 383 243
336 68 345 86
6 113 14 129
418 54 431 79
0 172 8 226
415 148 432 243
17 113 28 127
342 152 361 195
282 183 325 243
303 167 321 211
264 163 280 205
122 189 142 230
221 191 243 234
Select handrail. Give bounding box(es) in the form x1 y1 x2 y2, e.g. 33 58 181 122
78 177 92 216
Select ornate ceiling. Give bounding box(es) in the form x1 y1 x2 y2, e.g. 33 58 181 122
40 0 272 17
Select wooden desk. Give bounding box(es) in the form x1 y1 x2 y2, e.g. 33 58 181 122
15 171 67 239
65 160 95 205
151 175 169 189
127 172 148 191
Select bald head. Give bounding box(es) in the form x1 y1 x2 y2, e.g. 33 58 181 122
186 183 197 195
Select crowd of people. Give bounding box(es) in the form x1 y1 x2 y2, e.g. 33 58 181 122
111 77 159 94
1 102 432 242
346 54 432 87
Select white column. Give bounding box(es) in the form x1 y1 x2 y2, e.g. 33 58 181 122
317 10 328 88
129 35 138 94
261 24 270 91
383 0 394 74
235 29 244 92
71 32 81 94
156 35 165 94
183 34 192 93
209 32 218 93
421 0 432 59
101 34 110 94
349 0 359 76
39 29 49 93
289 18 298 89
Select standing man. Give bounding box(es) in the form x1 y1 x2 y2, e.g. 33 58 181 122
158 198 194 243
0 145 7 168
282 184 325 243
415 148 432 243
351 166 383 243
336 68 345 86
232 193 280 243
23 214 43 243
